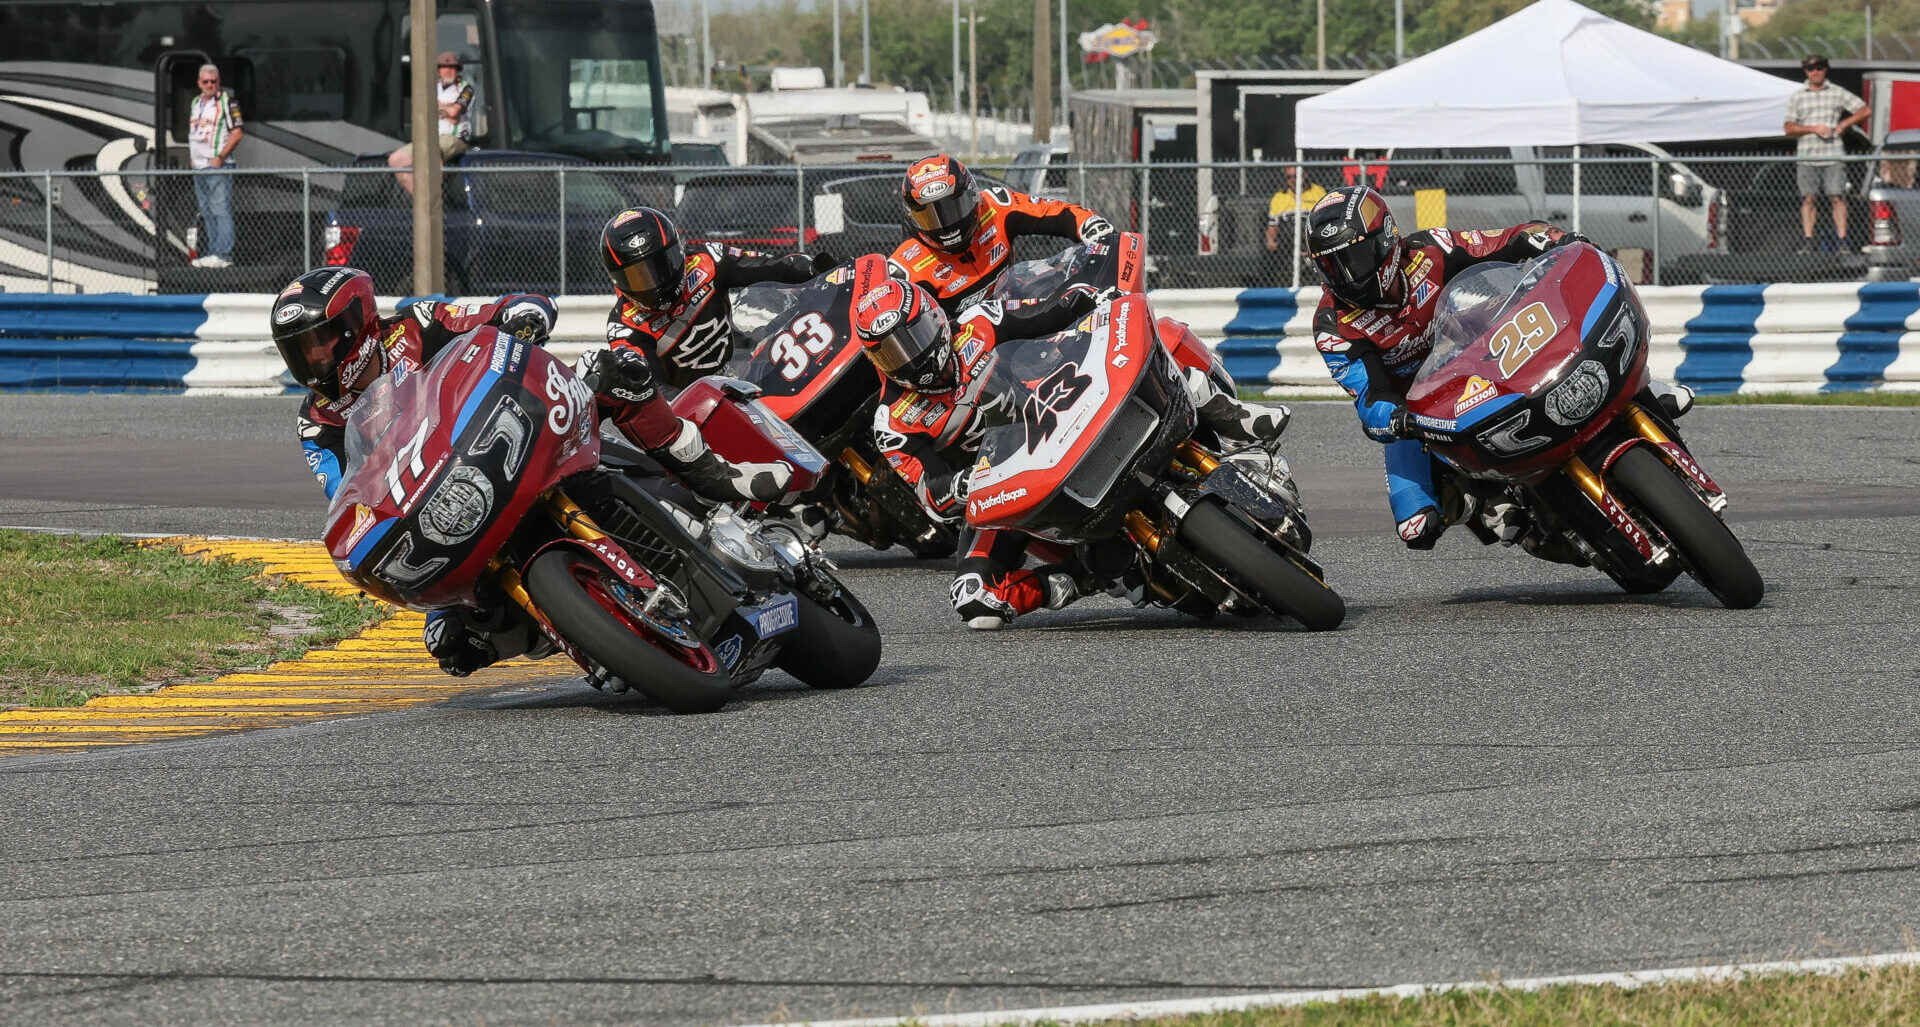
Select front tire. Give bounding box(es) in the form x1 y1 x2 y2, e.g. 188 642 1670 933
774 588 883 689
1177 500 1346 631
523 550 736 713
1608 445 1763 609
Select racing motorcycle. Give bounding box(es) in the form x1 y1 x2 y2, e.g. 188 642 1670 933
966 293 1346 631
1399 242 1763 608
323 326 883 714
727 232 1161 558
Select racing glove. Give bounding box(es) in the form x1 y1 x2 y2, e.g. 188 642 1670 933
582 346 661 405
1388 406 1419 441
497 297 556 346
1553 231 1594 250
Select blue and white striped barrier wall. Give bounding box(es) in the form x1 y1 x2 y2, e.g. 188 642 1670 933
5 286 1920 393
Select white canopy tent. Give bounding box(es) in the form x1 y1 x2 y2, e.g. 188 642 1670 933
1295 0 1799 149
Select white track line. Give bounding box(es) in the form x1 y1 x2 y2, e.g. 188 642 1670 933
734 951 1920 1027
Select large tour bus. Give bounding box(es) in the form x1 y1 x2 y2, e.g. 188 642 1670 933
0 0 671 292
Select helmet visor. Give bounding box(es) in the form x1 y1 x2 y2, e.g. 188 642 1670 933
868 309 955 392
613 241 684 308
273 307 360 400
1314 231 1398 304
906 184 977 247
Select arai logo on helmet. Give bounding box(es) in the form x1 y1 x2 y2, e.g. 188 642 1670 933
919 180 953 201
273 302 306 325
868 309 902 336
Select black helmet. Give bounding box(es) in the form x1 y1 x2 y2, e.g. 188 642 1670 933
902 153 980 253
853 278 956 393
270 266 379 402
601 206 685 310
1305 186 1405 309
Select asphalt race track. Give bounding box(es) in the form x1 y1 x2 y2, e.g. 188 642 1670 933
1 396 1917 1026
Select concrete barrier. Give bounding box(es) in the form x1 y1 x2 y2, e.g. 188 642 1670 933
5 284 1919 393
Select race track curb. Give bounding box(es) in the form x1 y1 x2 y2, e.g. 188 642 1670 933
0 538 553 760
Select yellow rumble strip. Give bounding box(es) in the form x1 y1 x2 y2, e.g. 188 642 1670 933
0 538 558 759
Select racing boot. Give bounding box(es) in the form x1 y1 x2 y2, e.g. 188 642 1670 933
655 419 793 504
951 571 1018 630
1186 367 1290 444
1647 379 1695 420
1397 506 1447 551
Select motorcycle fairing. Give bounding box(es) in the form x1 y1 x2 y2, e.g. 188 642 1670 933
671 375 831 492
325 331 600 607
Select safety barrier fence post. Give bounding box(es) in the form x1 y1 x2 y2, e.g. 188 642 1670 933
302 168 313 270
556 166 568 295
1650 156 1662 287
43 170 54 290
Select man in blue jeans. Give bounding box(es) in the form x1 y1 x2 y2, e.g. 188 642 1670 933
188 64 243 269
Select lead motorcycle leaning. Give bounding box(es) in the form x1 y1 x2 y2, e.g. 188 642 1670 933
324 325 882 713
1398 241 1762 607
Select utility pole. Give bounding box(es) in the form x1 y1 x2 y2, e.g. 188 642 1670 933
1395 0 1404 63
1059 0 1070 114
1316 0 1326 71
861 0 871 85
952 0 962 113
1033 0 1050 143
832 0 842 88
409 0 442 294
702 0 712 90
969 2 979 160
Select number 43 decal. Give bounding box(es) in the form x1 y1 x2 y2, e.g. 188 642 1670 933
1488 301 1559 378
771 312 837 381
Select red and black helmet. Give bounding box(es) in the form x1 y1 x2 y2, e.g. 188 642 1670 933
1305 186 1405 309
601 206 685 311
853 279 956 393
270 267 380 402
902 153 980 254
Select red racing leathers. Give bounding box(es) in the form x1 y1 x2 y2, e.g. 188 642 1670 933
887 186 1114 315
606 241 822 390
1312 223 1568 537
298 294 557 499
871 292 1094 623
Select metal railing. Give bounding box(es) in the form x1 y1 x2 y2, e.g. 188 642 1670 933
3 152 1914 297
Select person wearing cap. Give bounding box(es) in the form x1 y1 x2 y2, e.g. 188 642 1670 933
387 51 477 196
1785 55 1870 253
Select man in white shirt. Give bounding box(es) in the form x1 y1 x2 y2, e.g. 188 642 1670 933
388 51 476 196
188 64 243 269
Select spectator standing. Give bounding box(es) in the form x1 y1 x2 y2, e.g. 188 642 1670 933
1265 165 1328 253
390 52 476 196
188 64 243 269
1784 55 1870 253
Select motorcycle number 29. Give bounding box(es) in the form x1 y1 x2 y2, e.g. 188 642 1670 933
1489 301 1558 378
771 313 838 381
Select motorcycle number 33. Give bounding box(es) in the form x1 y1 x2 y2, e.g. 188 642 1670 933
1490 301 1558 378
771 312 837 381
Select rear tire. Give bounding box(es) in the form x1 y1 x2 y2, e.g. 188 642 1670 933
523 550 736 713
1178 500 1346 631
774 589 883 689
1608 445 1763 609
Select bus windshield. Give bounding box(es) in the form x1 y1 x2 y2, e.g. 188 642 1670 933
492 0 668 161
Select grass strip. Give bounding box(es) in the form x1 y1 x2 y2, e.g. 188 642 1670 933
0 531 382 708
1016 961 1920 1027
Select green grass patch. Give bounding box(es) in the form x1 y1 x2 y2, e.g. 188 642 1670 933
0 531 382 708
1014 961 1920 1027
1696 390 1920 406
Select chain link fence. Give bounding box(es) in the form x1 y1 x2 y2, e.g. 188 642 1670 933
5 152 1918 296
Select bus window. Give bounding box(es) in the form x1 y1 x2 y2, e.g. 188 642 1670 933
238 48 347 121
492 0 667 162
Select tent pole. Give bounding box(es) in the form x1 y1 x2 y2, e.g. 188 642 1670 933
1293 149 1304 289
1572 145 1582 234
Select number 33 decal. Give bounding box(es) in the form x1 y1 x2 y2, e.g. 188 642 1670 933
771 312 837 380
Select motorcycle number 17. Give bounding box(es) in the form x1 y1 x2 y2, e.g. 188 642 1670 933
771 312 837 381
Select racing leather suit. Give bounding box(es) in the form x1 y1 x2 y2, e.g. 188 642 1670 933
606 241 824 390
887 186 1115 315
871 294 1093 626
1313 223 1574 545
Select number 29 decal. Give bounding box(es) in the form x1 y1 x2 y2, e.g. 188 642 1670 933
771 312 837 381
1489 301 1558 378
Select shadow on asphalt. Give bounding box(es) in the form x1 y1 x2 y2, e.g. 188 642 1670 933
1438 582 1740 609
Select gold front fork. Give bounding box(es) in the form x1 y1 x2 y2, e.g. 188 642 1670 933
1124 509 1163 553
544 489 609 542
1174 439 1220 477
1622 403 1674 447
1562 455 1608 505
841 447 876 484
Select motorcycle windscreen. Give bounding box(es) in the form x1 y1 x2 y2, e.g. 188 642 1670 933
1413 246 1583 388
731 277 857 401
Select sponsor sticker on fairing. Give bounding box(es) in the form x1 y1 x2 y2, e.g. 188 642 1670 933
1455 374 1496 415
715 634 744 669
748 596 800 639
967 486 1027 518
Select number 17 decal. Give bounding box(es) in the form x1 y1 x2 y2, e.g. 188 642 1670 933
1489 301 1558 378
